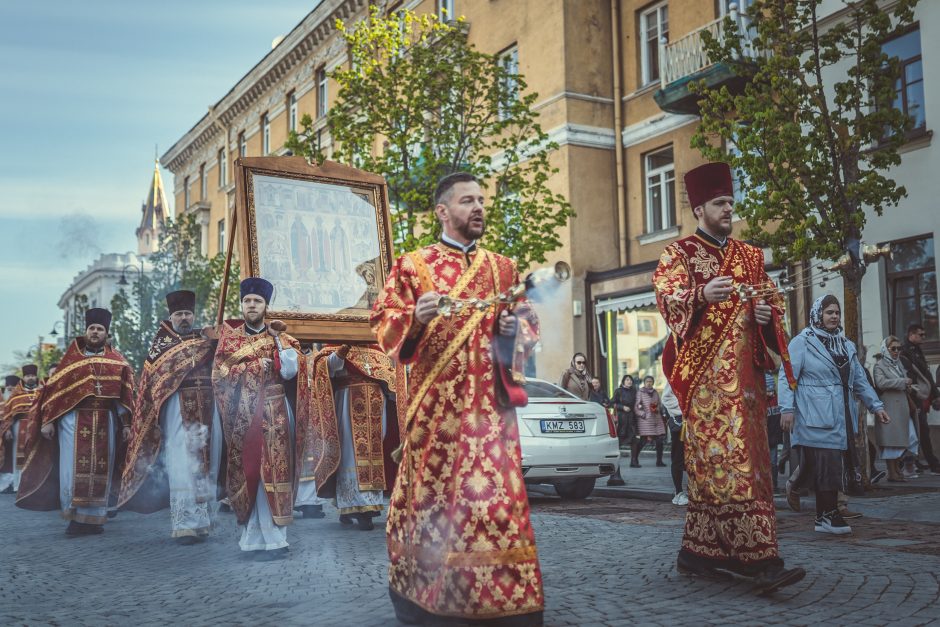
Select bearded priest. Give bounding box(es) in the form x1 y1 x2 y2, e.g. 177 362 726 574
212 277 301 560
371 172 544 625
119 290 223 544
17 308 135 536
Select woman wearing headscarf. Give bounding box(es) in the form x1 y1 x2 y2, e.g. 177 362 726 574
778 295 890 536
560 352 591 401
633 375 666 468
872 335 919 482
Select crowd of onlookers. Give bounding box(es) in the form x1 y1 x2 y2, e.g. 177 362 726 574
561 310 940 529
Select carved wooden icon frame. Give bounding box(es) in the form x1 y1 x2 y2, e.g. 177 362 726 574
233 156 394 342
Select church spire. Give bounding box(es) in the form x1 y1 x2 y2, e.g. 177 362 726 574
136 156 170 256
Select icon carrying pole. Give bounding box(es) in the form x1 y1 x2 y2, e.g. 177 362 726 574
217 205 238 326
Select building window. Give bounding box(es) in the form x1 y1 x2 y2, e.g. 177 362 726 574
608 307 669 389
886 234 937 343
238 132 247 157
288 91 298 132
499 45 519 120
640 2 668 86
183 176 190 209
644 146 676 233
616 318 625 333
217 148 226 187
317 68 328 118
883 26 925 133
262 114 270 154
218 218 226 254
437 0 455 22
199 163 207 200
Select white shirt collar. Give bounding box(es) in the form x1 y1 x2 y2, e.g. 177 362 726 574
440 231 476 253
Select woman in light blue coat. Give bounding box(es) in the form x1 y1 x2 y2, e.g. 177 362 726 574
778 294 890 536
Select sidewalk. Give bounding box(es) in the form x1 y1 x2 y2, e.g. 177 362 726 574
592 450 940 506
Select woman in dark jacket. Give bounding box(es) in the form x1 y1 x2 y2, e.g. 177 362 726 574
605 375 637 486
611 375 637 448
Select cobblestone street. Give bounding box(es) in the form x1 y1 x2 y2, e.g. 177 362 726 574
2 474 939 627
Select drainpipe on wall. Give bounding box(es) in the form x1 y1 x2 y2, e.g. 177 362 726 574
611 0 628 267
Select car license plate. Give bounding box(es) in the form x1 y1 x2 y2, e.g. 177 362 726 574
540 419 585 433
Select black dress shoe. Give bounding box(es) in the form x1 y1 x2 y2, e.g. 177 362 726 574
298 504 326 519
753 566 806 595
176 535 204 545
675 551 732 580
656 461 667 467
355 514 375 531
65 521 104 537
339 513 354 526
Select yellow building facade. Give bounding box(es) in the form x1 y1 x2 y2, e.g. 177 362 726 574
162 0 756 385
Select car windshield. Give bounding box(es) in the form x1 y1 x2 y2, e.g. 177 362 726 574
523 380 579 400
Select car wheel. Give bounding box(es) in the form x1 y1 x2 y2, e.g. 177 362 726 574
555 478 595 500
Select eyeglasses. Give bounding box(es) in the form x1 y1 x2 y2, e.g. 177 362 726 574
888 346 901 352
574 360 585 365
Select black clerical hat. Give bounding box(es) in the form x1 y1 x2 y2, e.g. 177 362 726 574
21 364 38 377
240 277 274 303
166 290 196 314
4 375 20 387
85 307 112 331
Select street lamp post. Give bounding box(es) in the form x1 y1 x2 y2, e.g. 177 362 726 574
48 320 66 344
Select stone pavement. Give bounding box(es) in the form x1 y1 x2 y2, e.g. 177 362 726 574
1 486 938 626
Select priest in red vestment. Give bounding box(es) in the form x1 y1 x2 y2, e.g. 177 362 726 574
119 290 222 543
0 375 21 492
653 162 805 594
16 308 135 536
1 365 42 494
371 172 544 626
212 277 302 560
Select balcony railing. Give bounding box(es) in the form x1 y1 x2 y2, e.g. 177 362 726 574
659 3 755 89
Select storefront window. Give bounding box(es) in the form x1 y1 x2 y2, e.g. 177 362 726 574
600 304 670 393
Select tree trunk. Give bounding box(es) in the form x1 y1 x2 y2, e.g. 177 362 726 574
843 275 871 489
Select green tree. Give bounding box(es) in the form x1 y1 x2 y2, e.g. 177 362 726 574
2 344 63 380
692 0 918 342
691 0 919 485
285 6 572 270
110 213 240 371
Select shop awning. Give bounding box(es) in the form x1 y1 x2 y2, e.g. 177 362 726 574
594 291 657 313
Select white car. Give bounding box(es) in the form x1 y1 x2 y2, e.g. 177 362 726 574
516 378 621 500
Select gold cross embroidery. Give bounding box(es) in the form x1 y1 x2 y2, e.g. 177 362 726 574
363 362 373 376
79 456 89 467
94 380 103 395
80 427 91 438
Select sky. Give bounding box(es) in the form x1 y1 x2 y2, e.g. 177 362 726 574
0 0 319 369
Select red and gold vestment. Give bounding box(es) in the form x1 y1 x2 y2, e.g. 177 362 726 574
654 234 792 566
119 322 217 512
371 243 544 621
211 321 299 526
296 344 399 508
16 339 135 516
1 382 42 472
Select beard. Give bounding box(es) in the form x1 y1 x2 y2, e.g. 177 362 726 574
244 309 265 327
172 321 193 334
456 216 486 242
703 212 732 237
85 335 106 350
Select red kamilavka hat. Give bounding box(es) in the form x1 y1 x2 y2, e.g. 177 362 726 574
684 162 734 209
